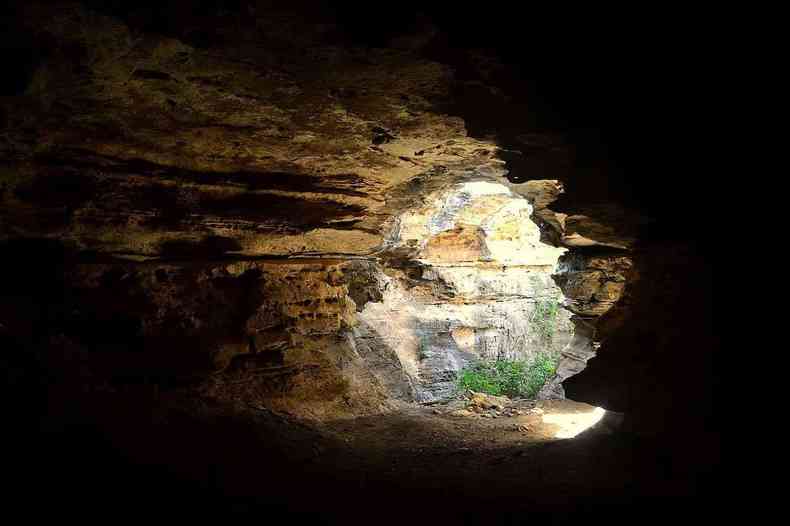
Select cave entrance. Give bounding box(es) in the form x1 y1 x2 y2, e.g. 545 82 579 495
354 181 606 438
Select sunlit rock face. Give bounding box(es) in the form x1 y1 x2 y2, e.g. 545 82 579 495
0 1 645 420
0 4 719 511
358 182 573 401
0 2 505 259
397 181 565 266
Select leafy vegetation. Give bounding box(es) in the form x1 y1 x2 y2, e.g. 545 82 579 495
456 353 559 399
531 297 560 343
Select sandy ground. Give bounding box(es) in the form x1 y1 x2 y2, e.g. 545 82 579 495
321 398 614 451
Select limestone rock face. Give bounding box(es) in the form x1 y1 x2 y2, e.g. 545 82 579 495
395 181 566 267
29 257 398 418
555 254 634 317
420 226 489 263
357 272 574 402
0 2 666 424
1 2 504 259
358 182 574 402
559 242 715 441
534 253 635 399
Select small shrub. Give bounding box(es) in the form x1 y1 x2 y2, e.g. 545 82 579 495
456 353 559 399
457 364 503 395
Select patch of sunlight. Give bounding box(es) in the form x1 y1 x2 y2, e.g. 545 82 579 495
458 181 512 196
542 406 606 439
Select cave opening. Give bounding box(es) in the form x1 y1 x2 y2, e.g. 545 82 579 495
344 179 611 441
1 1 718 518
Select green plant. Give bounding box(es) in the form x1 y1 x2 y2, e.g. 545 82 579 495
456 353 559 399
531 297 560 344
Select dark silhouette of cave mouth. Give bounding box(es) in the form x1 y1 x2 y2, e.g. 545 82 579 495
0 1 718 517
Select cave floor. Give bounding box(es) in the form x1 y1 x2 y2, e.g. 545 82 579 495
19 387 710 522
321 399 607 451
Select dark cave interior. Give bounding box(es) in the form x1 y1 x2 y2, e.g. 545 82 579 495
1 1 719 523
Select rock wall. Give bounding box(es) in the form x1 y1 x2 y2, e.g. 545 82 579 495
358 182 575 401
563 243 715 439
0 1 694 432
538 252 634 399
358 271 574 401
0 244 401 419
0 2 505 260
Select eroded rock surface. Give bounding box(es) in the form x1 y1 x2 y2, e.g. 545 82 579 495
1 2 507 260
358 182 574 401
0 1 679 429
0 4 720 515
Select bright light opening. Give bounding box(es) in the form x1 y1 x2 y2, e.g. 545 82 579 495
361 180 574 402
542 406 606 438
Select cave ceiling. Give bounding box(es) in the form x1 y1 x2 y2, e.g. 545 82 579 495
0 1 643 261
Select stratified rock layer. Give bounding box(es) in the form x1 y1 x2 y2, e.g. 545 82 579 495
0 1 685 432
1 2 506 260
359 182 574 401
